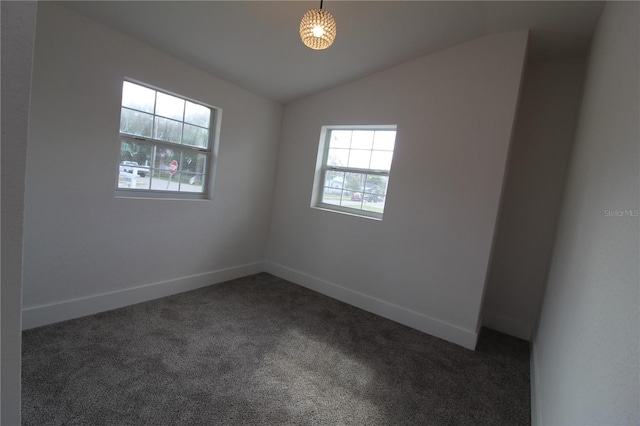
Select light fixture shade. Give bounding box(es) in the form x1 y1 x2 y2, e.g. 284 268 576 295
299 8 336 50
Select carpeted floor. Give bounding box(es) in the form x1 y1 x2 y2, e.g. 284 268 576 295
22 273 530 425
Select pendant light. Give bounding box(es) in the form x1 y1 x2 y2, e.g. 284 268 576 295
299 0 337 50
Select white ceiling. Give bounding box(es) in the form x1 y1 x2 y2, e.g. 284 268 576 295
60 1 604 103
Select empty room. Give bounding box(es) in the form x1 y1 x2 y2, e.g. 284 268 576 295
2 1 638 425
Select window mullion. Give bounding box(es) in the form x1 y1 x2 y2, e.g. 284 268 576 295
325 165 389 177
150 145 157 188
120 134 207 154
178 150 183 192
180 101 186 146
152 90 158 140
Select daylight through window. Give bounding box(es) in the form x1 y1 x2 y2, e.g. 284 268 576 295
117 81 217 198
314 126 397 219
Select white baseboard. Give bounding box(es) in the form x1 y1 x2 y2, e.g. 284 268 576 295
22 261 264 330
24 260 480 350
482 312 532 341
265 261 478 350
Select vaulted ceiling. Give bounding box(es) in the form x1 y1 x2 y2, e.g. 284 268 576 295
60 1 604 103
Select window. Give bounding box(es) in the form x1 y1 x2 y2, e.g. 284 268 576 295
312 126 397 219
116 80 218 198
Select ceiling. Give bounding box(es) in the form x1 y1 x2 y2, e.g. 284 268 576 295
59 1 604 103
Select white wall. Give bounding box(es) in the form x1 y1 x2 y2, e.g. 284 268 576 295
22 3 282 328
531 2 639 425
482 57 586 340
1 2 37 423
266 31 528 349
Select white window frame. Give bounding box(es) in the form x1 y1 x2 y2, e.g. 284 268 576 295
311 125 397 220
115 79 221 200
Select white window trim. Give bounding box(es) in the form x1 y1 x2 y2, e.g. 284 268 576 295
311 124 397 220
115 79 222 200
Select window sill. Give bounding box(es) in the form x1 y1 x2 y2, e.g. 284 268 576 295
115 190 210 201
311 205 383 221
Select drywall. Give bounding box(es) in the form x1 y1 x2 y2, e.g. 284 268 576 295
1 2 37 423
266 31 528 349
22 3 282 327
482 57 586 340
531 2 639 424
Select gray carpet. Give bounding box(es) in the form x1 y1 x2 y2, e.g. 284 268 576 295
22 273 530 425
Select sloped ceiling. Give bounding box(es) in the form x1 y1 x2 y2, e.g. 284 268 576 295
60 1 604 103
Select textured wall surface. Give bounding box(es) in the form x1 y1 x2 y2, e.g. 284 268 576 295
483 57 586 340
267 31 528 349
23 3 282 324
1 2 38 424
532 2 639 424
